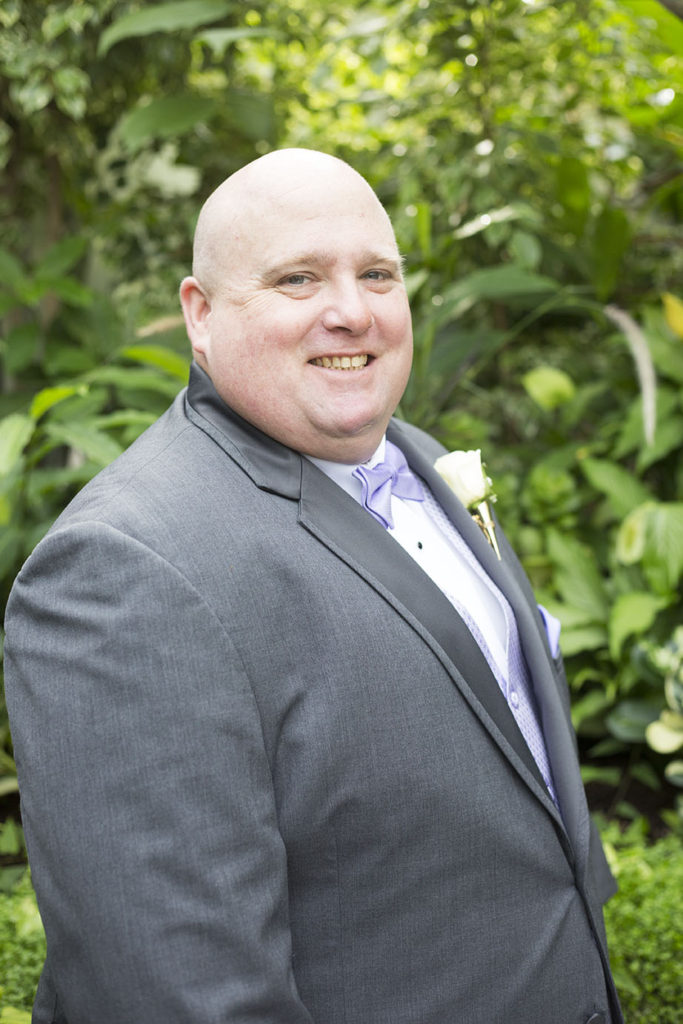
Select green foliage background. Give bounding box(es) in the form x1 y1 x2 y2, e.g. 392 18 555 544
0 1 682 1009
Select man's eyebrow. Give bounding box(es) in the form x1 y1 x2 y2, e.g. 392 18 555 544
262 250 405 279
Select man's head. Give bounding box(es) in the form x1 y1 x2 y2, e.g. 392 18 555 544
180 148 413 464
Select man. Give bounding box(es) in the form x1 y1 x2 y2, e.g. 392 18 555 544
4 149 621 1023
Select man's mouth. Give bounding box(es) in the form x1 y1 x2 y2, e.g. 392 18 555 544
310 354 369 370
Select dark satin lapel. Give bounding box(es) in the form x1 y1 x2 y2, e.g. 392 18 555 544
298 458 560 818
389 422 588 864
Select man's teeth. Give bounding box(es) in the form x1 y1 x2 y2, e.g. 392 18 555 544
312 355 369 370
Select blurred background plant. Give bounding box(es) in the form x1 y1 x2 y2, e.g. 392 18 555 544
1 0 682 846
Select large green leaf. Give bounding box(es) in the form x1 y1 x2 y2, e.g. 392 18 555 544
592 205 631 302
643 503 683 591
0 247 26 292
118 95 219 150
44 422 123 468
522 366 575 410
606 699 662 743
579 457 653 520
197 26 285 56
30 386 84 421
98 0 233 56
546 528 609 621
120 344 190 381
608 591 668 659
0 414 35 476
35 235 88 278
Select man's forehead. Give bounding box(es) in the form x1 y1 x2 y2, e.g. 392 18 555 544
260 248 403 275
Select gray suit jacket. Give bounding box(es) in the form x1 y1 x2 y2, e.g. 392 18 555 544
5 364 622 1024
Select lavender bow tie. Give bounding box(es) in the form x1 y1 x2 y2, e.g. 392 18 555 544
353 441 425 529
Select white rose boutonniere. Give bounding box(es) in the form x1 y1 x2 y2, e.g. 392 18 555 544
434 449 501 559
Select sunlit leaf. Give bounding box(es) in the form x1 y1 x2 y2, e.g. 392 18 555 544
44 422 123 467
608 591 668 659
646 717 683 754
662 292 683 338
30 385 84 421
0 414 35 475
118 95 218 150
120 345 190 381
98 0 233 56
522 366 575 410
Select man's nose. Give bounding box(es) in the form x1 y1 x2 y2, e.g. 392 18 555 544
321 280 374 334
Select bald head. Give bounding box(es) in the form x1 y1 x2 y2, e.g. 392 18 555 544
179 146 412 463
191 149 396 296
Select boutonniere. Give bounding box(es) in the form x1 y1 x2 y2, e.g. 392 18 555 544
434 449 501 559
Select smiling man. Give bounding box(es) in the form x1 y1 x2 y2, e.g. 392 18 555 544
5 149 622 1024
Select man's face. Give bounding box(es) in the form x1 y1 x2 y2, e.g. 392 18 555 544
184 161 413 463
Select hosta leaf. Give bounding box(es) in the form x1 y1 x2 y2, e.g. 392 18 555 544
607 699 661 743
579 458 653 520
546 528 608 621
608 591 668 660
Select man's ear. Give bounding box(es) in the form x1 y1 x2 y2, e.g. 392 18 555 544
179 276 211 362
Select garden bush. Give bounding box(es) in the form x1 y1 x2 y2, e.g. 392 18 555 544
601 820 683 1023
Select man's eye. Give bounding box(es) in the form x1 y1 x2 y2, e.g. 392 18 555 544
280 274 309 286
363 269 390 281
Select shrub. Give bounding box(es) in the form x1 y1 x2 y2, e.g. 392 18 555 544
0 872 44 1013
601 820 683 1023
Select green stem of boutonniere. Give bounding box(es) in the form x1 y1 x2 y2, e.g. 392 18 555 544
473 499 501 560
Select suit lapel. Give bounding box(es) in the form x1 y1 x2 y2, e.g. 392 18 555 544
390 421 590 868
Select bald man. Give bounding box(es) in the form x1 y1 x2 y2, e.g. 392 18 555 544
5 150 622 1024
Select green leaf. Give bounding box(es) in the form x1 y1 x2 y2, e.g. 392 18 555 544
646 717 683 754
522 366 575 410
592 205 631 302
0 247 26 292
546 528 609 621
44 422 123 468
616 503 650 564
35 235 88 278
120 345 190 381
98 0 233 55
45 277 94 308
608 591 668 660
0 1006 33 1023
197 26 284 55
607 699 661 743
580 765 622 787
2 322 41 374
0 776 19 798
558 624 607 657
643 503 683 592
118 95 219 150
0 414 35 475
84 366 183 399
664 759 683 786
579 458 653 520
30 385 84 421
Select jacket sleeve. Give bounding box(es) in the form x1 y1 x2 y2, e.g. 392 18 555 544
4 521 314 1024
